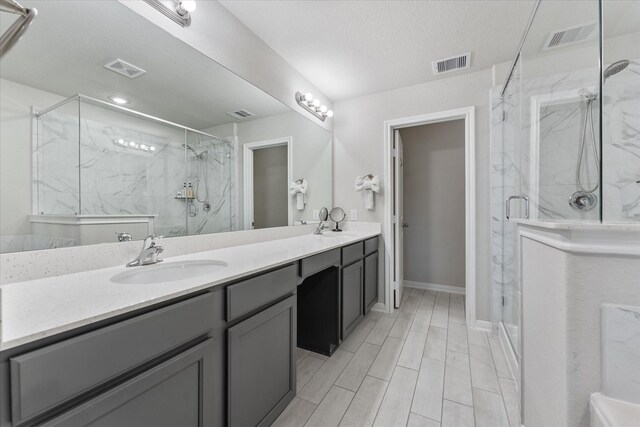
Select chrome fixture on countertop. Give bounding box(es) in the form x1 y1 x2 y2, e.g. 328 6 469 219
127 235 164 267
116 232 132 242
313 207 330 235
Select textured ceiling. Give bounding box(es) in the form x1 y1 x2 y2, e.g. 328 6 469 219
220 0 639 101
1 0 289 129
219 0 536 100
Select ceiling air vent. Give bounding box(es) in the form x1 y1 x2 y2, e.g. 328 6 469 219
104 58 146 79
226 109 254 120
432 52 471 76
543 22 597 51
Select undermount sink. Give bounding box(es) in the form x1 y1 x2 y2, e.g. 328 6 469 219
111 260 228 285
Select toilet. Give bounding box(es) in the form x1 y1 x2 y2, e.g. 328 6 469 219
590 304 640 427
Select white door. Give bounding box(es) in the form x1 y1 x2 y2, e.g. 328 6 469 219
394 130 405 308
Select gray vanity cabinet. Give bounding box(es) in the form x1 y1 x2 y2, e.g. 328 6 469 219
41 339 215 427
228 295 296 427
364 252 379 313
341 260 364 339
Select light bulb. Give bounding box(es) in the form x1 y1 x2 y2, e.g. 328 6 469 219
179 0 196 12
304 92 313 102
150 146 156 151
140 144 147 150
326 110 334 118
117 138 125 144
312 99 321 107
109 96 130 105
129 141 136 147
319 105 327 113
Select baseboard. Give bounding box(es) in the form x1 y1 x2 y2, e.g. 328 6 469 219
404 280 465 295
499 321 520 391
475 320 493 332
370 302 387 313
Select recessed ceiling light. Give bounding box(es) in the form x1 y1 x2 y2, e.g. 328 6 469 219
109 96 130 105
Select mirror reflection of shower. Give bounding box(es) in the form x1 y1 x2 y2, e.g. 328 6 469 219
182 143 212 212
569 60 630 212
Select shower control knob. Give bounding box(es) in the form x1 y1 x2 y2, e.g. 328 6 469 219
402 223 409 228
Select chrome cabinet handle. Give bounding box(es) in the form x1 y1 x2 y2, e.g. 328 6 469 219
402 223 409 228
506 195 529 220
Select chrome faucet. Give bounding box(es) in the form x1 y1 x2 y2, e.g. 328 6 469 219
313 223 329 235
126 235 164 267
116 232 132 242
313 207 330 235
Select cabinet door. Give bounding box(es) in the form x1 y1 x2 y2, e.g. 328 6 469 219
364 252 379 314
42 339 216 427
228 295 296 427
341 260 364 339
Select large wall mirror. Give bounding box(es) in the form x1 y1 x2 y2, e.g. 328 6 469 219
0 0 332 253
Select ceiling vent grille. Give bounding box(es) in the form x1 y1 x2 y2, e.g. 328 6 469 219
543 22 597 51
104 59 146 79
432 52 471 76
226 109 254 119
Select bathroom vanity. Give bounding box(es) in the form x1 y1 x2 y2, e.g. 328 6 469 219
0 232 380 427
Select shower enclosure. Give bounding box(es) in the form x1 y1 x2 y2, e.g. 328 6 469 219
490 0 639 391
34 94 235 244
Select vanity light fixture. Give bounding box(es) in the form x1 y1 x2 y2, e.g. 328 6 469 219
108 95 130 105
114 138 156 153
143 0 196 27
295 92 333 122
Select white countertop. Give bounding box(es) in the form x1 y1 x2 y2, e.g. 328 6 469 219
510 218 640 231
0 229 380 351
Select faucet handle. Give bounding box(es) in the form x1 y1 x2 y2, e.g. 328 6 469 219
144 234 164 246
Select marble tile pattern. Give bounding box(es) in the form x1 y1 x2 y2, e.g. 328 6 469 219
34 107 235 243
275 289 519 427
601 304 640 404
487 59 640 353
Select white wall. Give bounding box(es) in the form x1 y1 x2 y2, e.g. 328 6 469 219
333 68 494 321
400 121 466 289
118 0 333 132
236 112 333 226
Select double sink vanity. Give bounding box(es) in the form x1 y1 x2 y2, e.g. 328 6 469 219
0 228 381 427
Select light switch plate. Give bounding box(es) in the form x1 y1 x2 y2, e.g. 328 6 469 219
313 209 320 220
350 209 358 221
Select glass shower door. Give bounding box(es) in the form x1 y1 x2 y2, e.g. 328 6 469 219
185 131 234 235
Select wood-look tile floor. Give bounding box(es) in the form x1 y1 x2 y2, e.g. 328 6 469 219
273 288 520 427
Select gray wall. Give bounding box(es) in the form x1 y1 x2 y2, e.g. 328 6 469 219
253 146 288 229
400 120 466 289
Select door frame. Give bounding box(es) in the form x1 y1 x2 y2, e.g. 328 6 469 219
243 137 293 230
383 107 477 327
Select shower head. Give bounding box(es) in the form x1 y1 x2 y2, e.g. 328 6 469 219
604 60 629 80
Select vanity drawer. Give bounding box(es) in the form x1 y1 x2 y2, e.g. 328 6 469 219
299 248 340 278
9 293 214 424
364 236 379 256
226 264 297 322
342 242 364 266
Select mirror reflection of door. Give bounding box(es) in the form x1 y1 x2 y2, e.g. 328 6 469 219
252 145 288 229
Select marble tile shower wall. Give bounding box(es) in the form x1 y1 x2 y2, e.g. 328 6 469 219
602 59 640 222
489 59 640 350
36 109 235 237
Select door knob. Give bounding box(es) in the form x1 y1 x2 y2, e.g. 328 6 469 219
402 223 409 228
